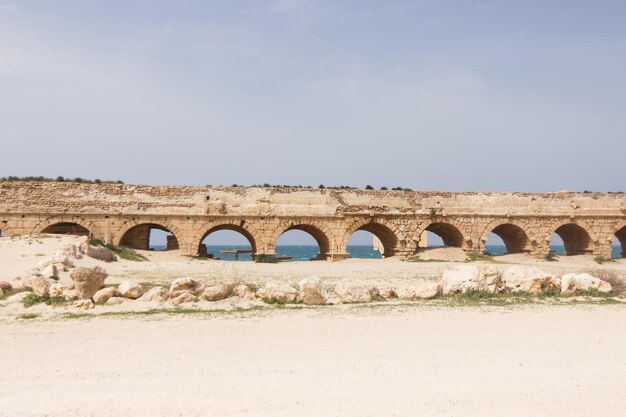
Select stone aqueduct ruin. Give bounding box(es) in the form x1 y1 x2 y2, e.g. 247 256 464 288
1 181 625 260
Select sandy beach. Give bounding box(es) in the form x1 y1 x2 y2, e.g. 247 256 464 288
1 235 626 416
1 306 625 417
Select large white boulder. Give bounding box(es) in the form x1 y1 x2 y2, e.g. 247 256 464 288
169 277 202 297
39 264 58 279
36 255 74 270
560 273 612 294
397 282 440 300
502 266 560 295
56 243 82 260
298 276 326 305
117 282 144 299
257 281 297 304
69 266 108 299
334 280 370 303
440 265 502 294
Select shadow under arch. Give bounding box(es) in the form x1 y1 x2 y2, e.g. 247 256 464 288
422 222 464 248
119 223 178 250
552 223 592 256
41 222 91 236
486 223 530 254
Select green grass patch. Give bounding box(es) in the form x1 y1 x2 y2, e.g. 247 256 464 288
465 252 493 262
254 254 277 263
404 256 446 263
594 256 615 265
22 293 46 308
16 313 40 320
91 239 148 262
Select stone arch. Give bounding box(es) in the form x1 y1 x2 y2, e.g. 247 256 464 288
270 220 334 260
544 221 593 256
32 216 97 237
480 220 530 254
612 222 626 258
342 218 402 257
195 221 259 256
417 221 466 249
116 219 185 250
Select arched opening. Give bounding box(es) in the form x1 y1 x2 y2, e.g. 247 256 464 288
346 230 382 259
41 222 91 236
419 223 464 248
199 227 255 261
485 224 529 255
120 223 178 251
276 225 329 261
0 228 5 238
614 226 626 259
348 222 397 258
550 224 591 256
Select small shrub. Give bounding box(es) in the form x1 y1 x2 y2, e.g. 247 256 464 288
104 243 148 262
587 270 626 295
255 254 277 263
465 252 492 262
45 296 66 306
365 185 374 190
593 256 614 265
575 289 613 298
261 296 285 305
22 293 46 308
17 313 40 320
49 275 60 281
544 252 557 262
539 287 560 298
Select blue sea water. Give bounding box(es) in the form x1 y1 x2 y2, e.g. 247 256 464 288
149 244 623 260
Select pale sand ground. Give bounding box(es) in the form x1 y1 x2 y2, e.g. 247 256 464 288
1 307 625 417
2 235 626 416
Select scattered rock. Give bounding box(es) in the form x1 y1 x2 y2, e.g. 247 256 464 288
502 266 559 295
0 281 12 291
397 282 440 300
257 281 297 304
170 292 198 305
231 284 255 299
560 273 612 294
73 299 95 309
92 287 118 304
77 236 90 254
57 243 82 259
440 265 502 294
378 287 397 299
117 282 144 299
63 289 79 301
139 286 169 302
30 276 51 298
334 280 370 303
201 284 230 301
105 296 125 305
37 255 74 270
39 264 57 279
50 283 70 298
367 285 381 298
298 276 326 305
169 277 202 297
70 266 108 299
86 245 117 263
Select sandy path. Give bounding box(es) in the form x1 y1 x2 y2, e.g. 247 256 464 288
1 306 625 417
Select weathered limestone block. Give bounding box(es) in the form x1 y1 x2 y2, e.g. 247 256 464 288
73 299 95 309
170 292 198 305
106 297 125 305
257 281 297 303
440 265 502 294
50 283 70 298
69 266 108 299
30 276 51 298
139 286 169 302
334 280 370 303
501 266 559 295
298 276 326 305
93 287 118 304
201 284 230 301
397 282 440 300
560 273 612 294
117 282 144 299
169 277 202 298
86 246 117 263
231 284 255 299
39 264 57 279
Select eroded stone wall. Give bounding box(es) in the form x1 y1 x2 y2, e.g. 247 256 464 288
1 181 625 259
